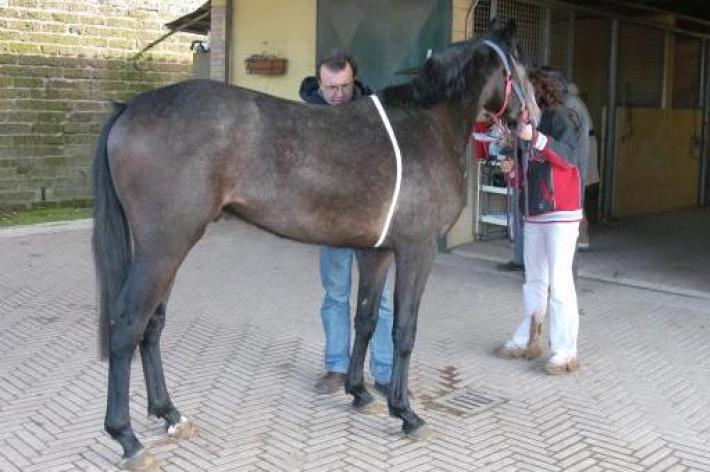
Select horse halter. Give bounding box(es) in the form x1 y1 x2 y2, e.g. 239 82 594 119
482 40 528 122
481 40 535 226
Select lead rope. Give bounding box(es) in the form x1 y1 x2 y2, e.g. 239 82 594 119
370 94 402 248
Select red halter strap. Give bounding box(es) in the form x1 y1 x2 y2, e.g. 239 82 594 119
491 74 514 122
469 74 514 138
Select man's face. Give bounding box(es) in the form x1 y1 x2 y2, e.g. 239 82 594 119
318 63 355 106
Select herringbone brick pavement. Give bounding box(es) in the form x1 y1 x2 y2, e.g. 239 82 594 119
1 218 709 471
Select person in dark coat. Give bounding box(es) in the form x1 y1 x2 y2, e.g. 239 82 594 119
298 50 394 394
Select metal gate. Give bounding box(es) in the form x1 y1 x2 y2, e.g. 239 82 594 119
469 0 573 78
468 0 709 216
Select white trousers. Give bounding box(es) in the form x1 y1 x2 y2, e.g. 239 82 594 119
511 221 580 358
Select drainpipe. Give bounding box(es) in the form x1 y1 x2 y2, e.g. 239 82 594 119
700 39 709 206
209 0 228 82
602 18 619 220
566 10 575 80
225 0 233 83
540 7 551 66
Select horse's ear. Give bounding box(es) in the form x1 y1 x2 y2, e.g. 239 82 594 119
501 19 521 58
502 19 518 41
488 17 502 32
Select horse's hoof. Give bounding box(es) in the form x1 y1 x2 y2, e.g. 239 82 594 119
353 398 385 415
404 423 435 441
121 448 158 471
167 416 199 440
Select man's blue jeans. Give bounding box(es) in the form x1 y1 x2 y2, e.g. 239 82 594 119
319 246 394 385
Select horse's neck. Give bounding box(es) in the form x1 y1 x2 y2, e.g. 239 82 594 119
427 103 475 155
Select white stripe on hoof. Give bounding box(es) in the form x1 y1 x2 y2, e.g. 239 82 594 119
167 416 199 440
167 416 188 436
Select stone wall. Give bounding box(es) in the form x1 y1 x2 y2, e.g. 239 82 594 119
0 0 205 210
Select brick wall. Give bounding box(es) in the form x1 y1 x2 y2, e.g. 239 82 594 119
209 0 225 81
0 0 205 210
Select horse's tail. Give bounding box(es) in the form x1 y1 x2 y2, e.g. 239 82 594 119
92 102 129 361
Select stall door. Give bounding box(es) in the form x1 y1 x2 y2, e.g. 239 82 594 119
317 0 451 92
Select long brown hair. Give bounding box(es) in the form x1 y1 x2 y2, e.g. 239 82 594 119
529 67 566 108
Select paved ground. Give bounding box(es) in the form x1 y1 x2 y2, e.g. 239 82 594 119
1 216 710 471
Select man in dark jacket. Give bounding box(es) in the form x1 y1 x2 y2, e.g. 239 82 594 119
298 51 394 395
563 81 595 250
299 52 372 105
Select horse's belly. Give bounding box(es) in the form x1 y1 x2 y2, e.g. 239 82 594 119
223 201 380 248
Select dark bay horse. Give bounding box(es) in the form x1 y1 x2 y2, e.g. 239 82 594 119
93 21 535 469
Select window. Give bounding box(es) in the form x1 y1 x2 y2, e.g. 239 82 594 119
616 24 665 107
672 34 701 109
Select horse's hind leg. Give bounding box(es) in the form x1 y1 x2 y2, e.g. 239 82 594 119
346 249 392 413
140 297 197 439
388 240 436 439
106 254 191 469
141 302 176 423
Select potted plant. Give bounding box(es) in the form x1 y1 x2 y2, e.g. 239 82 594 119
245 41 288 76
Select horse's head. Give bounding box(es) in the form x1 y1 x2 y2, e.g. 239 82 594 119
385 20 540 137
478 19 540 132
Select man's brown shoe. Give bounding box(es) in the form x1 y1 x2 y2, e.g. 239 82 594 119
314 372 346 394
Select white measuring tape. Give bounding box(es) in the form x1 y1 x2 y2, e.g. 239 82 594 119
369 94 402 248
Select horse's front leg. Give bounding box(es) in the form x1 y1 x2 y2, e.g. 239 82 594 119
389 240 436 439
346 249 392 414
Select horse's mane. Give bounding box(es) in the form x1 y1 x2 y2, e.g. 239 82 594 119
381 26 519 109
380 39 485 108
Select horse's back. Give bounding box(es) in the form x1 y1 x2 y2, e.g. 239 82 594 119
102 80 464 249
105 80 257 246
103 79 377 247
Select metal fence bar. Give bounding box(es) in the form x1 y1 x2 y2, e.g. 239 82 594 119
700 39 709 205
602 18 619 220
540 7 550 65
566 10 574 80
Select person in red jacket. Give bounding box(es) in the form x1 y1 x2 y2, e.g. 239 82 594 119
497 68 582 375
